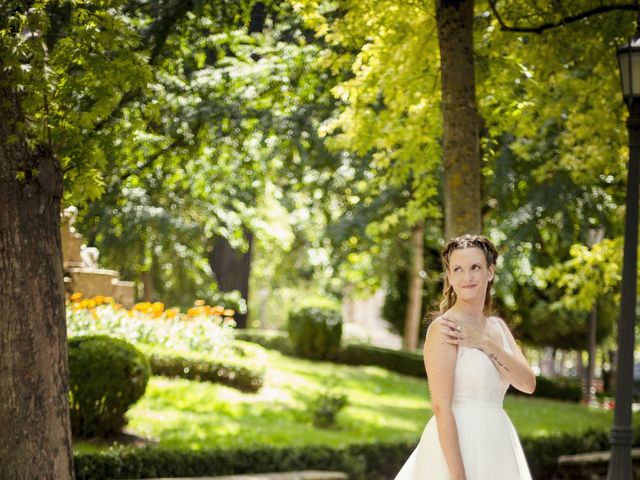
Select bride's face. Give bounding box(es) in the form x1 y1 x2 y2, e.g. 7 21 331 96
446 247 494 302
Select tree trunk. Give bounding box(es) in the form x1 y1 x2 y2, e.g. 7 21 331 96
403 221 425 350
141 268 154 302
436 0 482 239
585 303 598 403
208 232 253 328
0 88 74 478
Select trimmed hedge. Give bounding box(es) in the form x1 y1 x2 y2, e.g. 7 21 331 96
235 329 425 378
235 329 294 356
336 343 425 378
509 375 582 402
73 428 640 480
147 350 264 393
74 444 368 480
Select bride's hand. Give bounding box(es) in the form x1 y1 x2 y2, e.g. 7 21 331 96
440 317 488 350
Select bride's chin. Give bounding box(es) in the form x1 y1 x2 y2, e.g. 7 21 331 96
455 291 482 302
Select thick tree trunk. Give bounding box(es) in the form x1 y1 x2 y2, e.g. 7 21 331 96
208 232 253 328
436 0 482 239
403 221 425 350
0 89 74 478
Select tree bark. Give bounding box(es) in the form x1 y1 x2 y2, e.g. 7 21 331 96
403 221 425 350
208 232 253 328
436 0 482 239
0 88 74 478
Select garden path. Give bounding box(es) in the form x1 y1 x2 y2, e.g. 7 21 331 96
134 471 347 480
342 289 403 349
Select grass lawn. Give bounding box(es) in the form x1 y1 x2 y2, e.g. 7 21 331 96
74 347 624 452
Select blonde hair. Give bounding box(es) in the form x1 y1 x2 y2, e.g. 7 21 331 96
439 234 499 314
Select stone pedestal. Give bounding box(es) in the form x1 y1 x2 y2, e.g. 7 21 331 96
557 448 640 479
113 280 135 309
61 207 136 307
61 217 84 269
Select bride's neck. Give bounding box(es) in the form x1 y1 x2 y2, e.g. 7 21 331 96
451 301 485 323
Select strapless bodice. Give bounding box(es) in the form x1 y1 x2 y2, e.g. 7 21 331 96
452 317 512 408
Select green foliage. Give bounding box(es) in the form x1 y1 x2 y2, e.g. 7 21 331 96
538 238 622 312
68 335 150 437
146 349 264 393
381 242 442 339
287 305 343 360
310 384 349 429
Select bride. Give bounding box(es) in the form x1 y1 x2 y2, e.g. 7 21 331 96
394 234 536 480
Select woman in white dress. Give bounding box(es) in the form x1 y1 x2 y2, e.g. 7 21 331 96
394 234 536 480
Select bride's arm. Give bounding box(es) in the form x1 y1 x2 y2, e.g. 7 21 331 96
424 318 466 480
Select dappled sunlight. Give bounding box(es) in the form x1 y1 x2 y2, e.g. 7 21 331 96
116 351 623 453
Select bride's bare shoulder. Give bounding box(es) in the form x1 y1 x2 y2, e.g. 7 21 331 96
424 315 452 347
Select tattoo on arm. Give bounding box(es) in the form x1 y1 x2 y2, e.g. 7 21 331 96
488 353 510 371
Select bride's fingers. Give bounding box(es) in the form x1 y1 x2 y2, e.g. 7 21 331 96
441 327 460 337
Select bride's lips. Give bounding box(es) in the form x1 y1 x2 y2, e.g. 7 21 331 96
461 284 477 288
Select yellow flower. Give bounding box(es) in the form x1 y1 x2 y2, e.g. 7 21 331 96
70 292 83 301
134 302 151 312
150 302 164 318
223 309 235 317
212 306 225 316
194 299 205 306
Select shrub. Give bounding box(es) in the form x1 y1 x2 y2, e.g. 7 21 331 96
287 306 343 360
336 343 425 378
509 374 582 402
310 385 349 429
68 335 150 437
146 350 264 393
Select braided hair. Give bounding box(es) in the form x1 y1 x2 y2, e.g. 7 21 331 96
439 234 499 315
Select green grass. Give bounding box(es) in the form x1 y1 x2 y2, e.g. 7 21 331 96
74 348 623 453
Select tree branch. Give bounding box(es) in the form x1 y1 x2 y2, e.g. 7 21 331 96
118 134 187 183
488 1 639 34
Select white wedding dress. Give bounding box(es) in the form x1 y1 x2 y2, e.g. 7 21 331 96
394 317 532 479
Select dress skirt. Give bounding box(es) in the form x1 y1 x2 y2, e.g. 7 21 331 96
394 404 532 480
